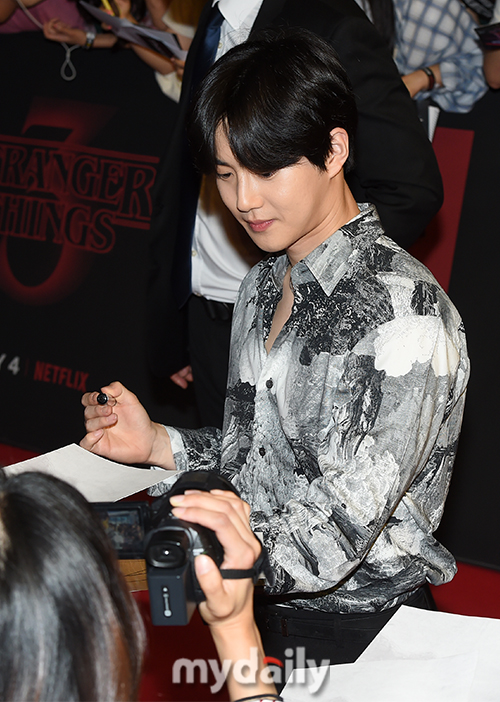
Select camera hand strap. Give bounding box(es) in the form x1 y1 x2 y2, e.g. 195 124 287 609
220 545 275 586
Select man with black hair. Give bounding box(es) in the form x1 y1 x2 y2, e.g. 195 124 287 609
83 28 468 682
147 0 444 429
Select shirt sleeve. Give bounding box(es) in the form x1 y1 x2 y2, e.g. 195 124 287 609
430 55 487 113
147 425 222 496
393 0 488 113
250 312 469 597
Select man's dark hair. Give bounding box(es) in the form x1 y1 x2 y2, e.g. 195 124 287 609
188 27 358 176
0 468 145 701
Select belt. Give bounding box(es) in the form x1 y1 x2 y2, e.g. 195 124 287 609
199 296 234 322
254 586 433 639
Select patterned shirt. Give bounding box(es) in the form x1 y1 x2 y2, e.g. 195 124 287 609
161 204 469 613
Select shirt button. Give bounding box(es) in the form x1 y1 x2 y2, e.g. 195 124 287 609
266 378 273 389
191 249 197 257
259 447 266 456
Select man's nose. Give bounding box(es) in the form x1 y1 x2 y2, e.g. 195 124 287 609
236 174 263 213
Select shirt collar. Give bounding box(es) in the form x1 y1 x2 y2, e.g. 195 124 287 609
215 0 263 29
285 203 384 297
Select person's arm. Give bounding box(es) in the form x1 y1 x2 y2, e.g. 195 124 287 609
328 15 443 249
43 18 118 47
402 63 442 98
80 381 222 477
129 42 176 74
393 0 487 113
171 490 278 702
0 0 17 23
401 52 487 113
483 49 500 90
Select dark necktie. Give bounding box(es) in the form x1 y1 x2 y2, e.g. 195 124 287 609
191 3 225 93
174 2 225 308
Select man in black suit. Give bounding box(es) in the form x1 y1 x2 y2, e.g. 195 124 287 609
147 0 443 428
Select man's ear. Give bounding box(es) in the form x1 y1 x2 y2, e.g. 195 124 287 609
325 128 350 177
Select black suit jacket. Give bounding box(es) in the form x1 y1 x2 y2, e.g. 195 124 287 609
147 0 444 376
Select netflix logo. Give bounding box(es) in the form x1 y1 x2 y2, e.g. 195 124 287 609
33 360 89 392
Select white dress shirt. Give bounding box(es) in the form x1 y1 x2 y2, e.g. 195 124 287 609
190 0 264 303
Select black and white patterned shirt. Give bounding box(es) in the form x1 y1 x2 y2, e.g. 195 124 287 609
162 204 469 613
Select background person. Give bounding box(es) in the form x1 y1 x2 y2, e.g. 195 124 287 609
0 0 84 31
42 0 178 85
81 29 469 686
355 0 488 113
0 467 278 701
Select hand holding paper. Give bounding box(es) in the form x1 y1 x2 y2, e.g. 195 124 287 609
80 1 188 59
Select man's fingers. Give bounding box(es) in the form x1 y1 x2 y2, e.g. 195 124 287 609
79 428 104 451
170 366 194 389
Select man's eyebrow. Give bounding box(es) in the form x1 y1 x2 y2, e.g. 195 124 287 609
216 158 230 166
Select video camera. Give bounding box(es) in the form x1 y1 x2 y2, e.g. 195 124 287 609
94 470 239 626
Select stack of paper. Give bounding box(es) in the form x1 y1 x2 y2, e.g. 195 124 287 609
283 605 500 701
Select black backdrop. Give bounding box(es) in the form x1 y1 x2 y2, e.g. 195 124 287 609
432 97 500 572
0 32 199 452
0 32 499 571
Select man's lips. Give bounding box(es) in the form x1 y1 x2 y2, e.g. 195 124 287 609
245 219 274 232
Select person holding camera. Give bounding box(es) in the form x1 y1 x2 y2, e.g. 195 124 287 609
82 28 469 684
0 467 278 702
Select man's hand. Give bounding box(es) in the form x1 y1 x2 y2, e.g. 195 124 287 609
80 381 174 468
170 365 193 389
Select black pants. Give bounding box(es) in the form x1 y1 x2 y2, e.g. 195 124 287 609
187 294 233 429
254 586 437 690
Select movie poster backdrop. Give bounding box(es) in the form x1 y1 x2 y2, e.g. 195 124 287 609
0 33 198 453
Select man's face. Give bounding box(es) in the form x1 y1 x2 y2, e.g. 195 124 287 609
214 127 339 265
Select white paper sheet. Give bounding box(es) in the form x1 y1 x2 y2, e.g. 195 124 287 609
282 606 500 702
283 654 476 702
360 605 500 702
4 443 176 502
80 1 188 60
